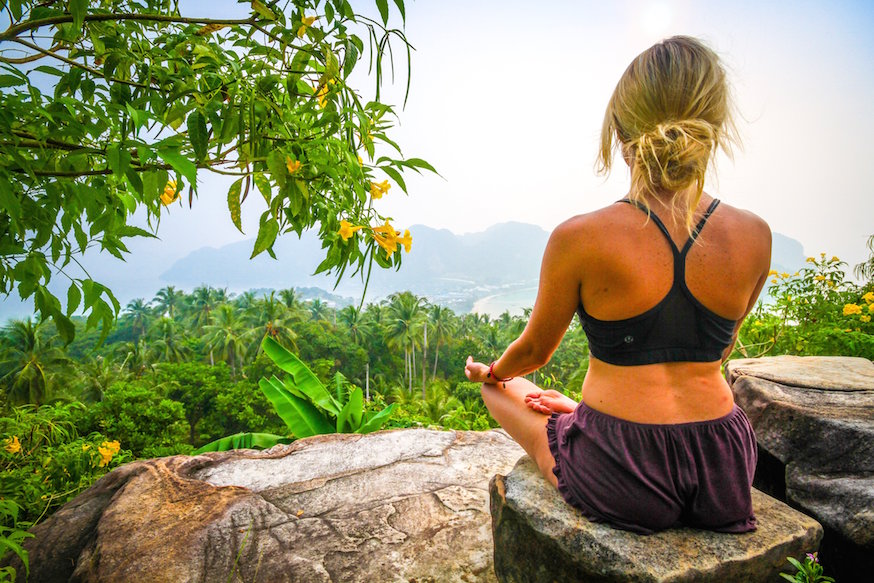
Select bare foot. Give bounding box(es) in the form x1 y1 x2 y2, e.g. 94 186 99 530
524 390 578 415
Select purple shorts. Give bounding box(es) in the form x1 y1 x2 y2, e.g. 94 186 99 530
546 401 757 535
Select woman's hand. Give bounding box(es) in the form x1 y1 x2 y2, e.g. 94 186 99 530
465 356 493 384
524 390 578 415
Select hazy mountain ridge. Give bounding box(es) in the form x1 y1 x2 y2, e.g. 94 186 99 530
0 223 808 319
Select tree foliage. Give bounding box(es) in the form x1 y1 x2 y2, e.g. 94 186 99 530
0 0 433 344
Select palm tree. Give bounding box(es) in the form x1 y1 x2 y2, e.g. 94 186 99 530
385 292 426 393
114 338 152 377
188 286 215 331
148 317 191 363
0 319 70 406
338 305 373 346
203 304 247 377
427 305 457 379
308 298 330 322
74 355 129 403
122 298 153 340
244 292 298 358
152 286 185 320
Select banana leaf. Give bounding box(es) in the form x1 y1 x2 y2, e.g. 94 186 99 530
357 403 396 434
336 387 364 432
262 337 341 415
259 377 335 437
194 432 291 453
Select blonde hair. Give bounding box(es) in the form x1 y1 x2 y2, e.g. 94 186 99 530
597 36 737 232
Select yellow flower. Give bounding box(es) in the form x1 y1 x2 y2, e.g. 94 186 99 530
820 252 826 258
286 158 302 174
398 229 412 253
160 180 179 205
767 269 778 276
781 272 790 279
831 256 840 262
371 221 399 257
863 292 874 304
4 436 21 454
806 257 815 263
753 320 762 327
338 220 363 241
82 444 91 452
827 280 835 288
843 303 862 316
814 275 826 281
297 14 317 38
357 155 364 166
869 304 874 314
771 278 778 284
97 440 121 467
369 180 391 200
861 315 871 323
314 79 335 108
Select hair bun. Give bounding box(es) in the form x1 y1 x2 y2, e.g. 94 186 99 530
635 119 716 192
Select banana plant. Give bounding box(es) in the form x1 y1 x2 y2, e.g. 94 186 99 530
195 338 395 453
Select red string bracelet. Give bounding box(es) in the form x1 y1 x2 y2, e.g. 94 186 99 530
487 361 513 383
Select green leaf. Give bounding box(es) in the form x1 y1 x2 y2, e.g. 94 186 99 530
250 217 279 259
52 309 75 345
337 387 364 432
357 403 396 434
392 0 406 21
66 282 81 315
380 166 406 193
106 144 131 177
227 178 243 232
403 157 438 174
266 150 286 188
0 75 25 88
258 378 334 438
70 0 88 32
194 432 290 453
253 173 271 204
375 0 389 25
187 110 209 161
0 178 20 224
251 0 277 20
157 148 197 186
262 337 341 415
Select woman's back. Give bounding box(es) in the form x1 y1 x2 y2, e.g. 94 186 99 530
568 193 771 423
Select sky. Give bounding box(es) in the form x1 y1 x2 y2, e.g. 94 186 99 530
2 0 874 317
159 0 874 273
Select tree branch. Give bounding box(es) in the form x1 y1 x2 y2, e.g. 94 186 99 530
1 13 257 42
11 38 155 90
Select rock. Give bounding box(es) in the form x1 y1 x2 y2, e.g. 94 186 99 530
14 429 524 583
490 456 822 583
726 355 874 581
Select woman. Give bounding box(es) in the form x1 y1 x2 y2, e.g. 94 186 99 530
464 36 771 535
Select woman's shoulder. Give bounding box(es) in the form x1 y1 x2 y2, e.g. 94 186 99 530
712 199 772 247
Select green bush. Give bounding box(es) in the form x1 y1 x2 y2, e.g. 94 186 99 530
0 404 129 525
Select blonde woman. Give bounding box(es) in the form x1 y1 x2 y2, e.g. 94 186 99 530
465 36 771 534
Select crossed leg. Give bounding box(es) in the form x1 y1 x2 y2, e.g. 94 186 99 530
480 377 577 488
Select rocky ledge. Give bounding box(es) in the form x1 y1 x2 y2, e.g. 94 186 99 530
490 456 822 583
13 429 524 583
726 355 874 581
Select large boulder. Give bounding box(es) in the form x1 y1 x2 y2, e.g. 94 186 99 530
14 428 524 583
726 355 874 581
490 456 822 583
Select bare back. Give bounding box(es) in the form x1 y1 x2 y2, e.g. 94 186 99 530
569 194 771 423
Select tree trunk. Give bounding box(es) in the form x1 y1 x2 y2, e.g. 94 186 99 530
422 322 427 400
432 340 440 379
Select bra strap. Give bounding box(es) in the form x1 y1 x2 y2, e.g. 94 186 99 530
619 199 681 255
681 198 721 255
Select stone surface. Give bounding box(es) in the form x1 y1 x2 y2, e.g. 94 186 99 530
726 355 874 580
490 456 823 583
13 428 524 583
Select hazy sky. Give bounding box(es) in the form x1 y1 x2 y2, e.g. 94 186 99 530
161 0 874 273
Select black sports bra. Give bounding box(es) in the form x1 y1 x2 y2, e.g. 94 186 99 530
577 199 738 366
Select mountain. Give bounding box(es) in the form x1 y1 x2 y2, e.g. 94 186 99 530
0 223 808 320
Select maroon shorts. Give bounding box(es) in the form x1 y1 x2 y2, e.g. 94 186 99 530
546 401 757 535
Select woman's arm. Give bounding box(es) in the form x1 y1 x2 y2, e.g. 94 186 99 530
722 217 773 362
466 220 584 383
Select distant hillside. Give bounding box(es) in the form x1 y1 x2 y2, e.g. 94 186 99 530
0 223 808 320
